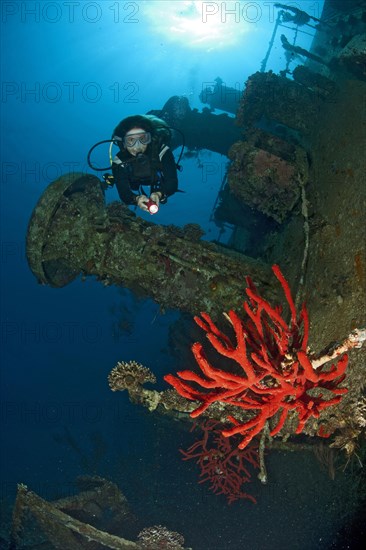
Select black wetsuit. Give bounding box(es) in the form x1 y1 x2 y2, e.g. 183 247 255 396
112 142 178 205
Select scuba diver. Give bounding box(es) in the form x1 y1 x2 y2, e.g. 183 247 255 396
87 113 184 214
110 114 178 213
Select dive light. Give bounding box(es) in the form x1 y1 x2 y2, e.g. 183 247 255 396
146 199 159 215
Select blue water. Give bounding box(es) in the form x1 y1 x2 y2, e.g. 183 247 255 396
2 1 363 549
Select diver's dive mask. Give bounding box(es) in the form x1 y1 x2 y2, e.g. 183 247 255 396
123 132 151 148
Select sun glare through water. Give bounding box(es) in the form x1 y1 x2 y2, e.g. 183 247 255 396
142 1 255 51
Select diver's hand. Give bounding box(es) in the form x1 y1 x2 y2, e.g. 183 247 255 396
136 195 150 211
150 191 162 207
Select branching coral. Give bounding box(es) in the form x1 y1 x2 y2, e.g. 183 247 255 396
181 420 259 504
165 265 349 450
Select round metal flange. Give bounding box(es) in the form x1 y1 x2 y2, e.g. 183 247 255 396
26 172 103 287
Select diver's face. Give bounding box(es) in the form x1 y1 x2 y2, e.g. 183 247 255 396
123 127 151 156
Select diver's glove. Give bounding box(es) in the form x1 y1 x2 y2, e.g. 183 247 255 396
136 195 150 211
150 191 162 207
